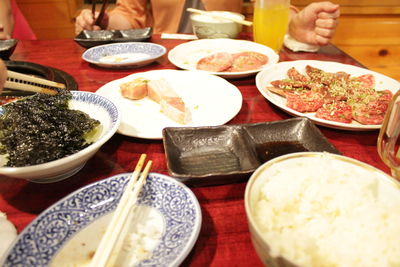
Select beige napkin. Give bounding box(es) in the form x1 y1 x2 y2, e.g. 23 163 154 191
283 34 320 52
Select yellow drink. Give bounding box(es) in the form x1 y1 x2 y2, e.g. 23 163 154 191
253 3 289 51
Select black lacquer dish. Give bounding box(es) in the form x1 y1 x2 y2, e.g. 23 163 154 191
74 27 153 48
0 39 18 60
162 117 340 186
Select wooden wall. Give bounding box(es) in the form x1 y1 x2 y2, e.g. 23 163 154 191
16 0 78 39
16 0 400 80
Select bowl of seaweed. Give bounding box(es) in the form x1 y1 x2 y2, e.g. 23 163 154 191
0 90 121 183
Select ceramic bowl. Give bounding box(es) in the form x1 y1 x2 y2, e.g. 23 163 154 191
0 91 121 183
0 39 18 60
245 152 400 266
190 11 244 39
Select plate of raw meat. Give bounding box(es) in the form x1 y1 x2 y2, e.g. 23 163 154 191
96 69 243 139
168 39 279 79
256 60 400 131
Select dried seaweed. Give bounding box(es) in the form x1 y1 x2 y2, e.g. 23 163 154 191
0 90 100 167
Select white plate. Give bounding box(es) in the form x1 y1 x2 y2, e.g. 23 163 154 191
1 173 202 267
82 42 166 68
256 60 400 131
96 69 243 139
168 39 279 78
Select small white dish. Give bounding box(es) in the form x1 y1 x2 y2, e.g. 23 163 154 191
168 39 279 79
0 173 202 267
82 42 167 68
0 91 121 183
96 69 243 139
256 60 400 131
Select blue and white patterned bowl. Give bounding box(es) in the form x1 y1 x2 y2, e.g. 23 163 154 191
0 172 202 267
82 42 167 68
0 91 121 183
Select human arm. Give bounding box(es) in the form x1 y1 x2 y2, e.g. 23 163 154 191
75 0 148 34
288 1 340 46
0 0 14 39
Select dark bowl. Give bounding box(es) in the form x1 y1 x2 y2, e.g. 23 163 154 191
0 39 18 60
162 117 340 186
74 27 153 48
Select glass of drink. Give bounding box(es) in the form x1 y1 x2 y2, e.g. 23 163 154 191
378 90 400 179
253 0 290 52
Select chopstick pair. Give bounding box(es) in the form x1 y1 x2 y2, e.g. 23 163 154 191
89 154 153 267
92 0 109 29
187 8 253 26
4 70 65 95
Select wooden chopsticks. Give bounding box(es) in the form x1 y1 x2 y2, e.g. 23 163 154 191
89 154 153 267
187 8 253 26
94 0 109 28
5 70 65 95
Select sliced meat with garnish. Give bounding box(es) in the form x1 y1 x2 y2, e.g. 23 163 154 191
286 90 324 113
287 67 309 82
227 51 268 72
196 52 233 72
316 101 353 123
356 74 375 88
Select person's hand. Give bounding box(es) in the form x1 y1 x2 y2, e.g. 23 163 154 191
288 1 340 46
0 60 7 94
75 9 109 35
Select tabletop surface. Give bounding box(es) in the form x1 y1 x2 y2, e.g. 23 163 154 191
0 34 392 266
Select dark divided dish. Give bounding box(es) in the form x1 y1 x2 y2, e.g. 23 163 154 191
162 117 340 187
0 39 18 60
74 27 153 48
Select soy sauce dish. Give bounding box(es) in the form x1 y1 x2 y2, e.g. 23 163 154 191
82 42 167 68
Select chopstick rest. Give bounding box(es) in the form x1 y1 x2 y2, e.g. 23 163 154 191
89 154 153 267
5 70 66 95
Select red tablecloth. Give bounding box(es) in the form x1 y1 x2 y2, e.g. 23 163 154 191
0 35 392 266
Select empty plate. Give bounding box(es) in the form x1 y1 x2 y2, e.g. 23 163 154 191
82 42 166 68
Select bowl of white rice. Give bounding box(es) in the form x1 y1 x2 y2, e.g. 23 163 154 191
190 11 244 39
245 152 400 267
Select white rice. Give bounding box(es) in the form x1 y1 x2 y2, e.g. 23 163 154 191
254 155 400 267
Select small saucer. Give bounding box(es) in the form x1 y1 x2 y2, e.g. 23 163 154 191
82 42 166 68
